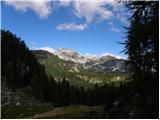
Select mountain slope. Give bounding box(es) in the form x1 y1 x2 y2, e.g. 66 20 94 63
32 50 129 87
55 48 90 63
85 58 127 73
1 30 54 118
32 50 85 77
1 30 48 97
36 48 129 73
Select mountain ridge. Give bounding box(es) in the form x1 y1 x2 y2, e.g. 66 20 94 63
36 47 125 63
33 49 129 73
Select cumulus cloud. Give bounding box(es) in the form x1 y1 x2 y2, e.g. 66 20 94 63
59 0 71 7
73 0 129 25
5 1 52 19
4 0 129 30
56 23 88 31
57 0 128 31
73 1 113 23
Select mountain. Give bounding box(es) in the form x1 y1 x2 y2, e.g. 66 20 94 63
34 49 129 73
85 55 128 73
55 48 89 63
32 50 84 76
38 48 99 63
32 49 129 88
85 58 127 73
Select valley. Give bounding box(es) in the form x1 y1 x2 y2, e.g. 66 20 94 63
32 50 130 88
1 30 131 119
1 0 158 118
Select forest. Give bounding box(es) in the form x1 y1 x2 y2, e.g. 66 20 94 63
1 1 159 119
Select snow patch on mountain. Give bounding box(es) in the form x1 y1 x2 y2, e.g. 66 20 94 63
35 47 125 64
55 48 89 63
99 53 124 59
35 47 56 54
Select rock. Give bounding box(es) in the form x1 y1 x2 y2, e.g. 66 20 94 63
129 110 135 118
134 93 140 98
28 108 32 111
113 101 119 106
16 101 21 106
19 114 24 117
33 114 40 118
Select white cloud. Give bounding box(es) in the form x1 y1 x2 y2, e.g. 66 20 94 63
108 22 120 33
56 23 88 31
4 0 129 29
57 0 128 31
110 26 120 33
115 13 129 26
59 0 71 7
84 53 97 58
73 1 113 23
35 47 56 54
99 52 124 59
5 1 52 19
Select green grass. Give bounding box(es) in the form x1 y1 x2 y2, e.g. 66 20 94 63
38 105 105 119
1 103 54 119
2 104 105 119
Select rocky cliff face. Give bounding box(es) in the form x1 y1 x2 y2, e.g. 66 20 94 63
54 48 89 63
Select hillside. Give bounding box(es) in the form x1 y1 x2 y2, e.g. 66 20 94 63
1 30 55 118
32 50 129 88
2 0 158 119
32 50 84 76
37 48 129 73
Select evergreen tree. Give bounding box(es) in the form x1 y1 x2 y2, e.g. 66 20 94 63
1 30 50 99
123 1 159 117
124 1 158 87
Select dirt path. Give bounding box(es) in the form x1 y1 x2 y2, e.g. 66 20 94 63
24 105 104 119
24 107 65 118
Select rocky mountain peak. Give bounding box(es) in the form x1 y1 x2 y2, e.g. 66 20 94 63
55 48 87 63
98 55 116 64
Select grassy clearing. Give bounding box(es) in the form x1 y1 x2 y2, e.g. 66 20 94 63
1 103 54 119
32 105 105 119
2 103 105 119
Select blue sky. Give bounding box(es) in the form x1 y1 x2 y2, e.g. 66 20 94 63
1 1 131 58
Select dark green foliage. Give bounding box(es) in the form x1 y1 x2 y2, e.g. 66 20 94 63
2 30 31 88
120 1 159 118
124 1 158 83
1 30 49 99
44 76 122 108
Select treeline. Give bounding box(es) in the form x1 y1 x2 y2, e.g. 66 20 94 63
43 77 126 107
